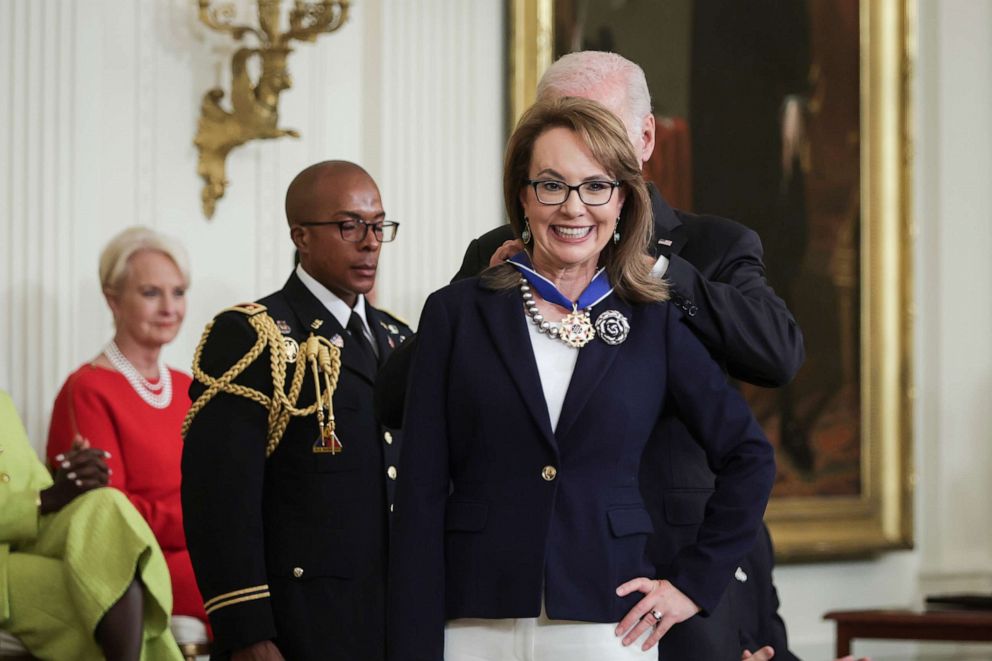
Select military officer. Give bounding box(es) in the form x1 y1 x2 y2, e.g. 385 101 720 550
181 161 411 661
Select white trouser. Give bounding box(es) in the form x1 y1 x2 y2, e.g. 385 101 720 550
444 606 654 661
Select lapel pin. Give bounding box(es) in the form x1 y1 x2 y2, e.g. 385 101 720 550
310 319 324 330
594 310 630 345
657 238 673 247
329 334 345 349
276 319 292 335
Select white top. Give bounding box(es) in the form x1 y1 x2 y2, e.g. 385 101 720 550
524 312 579 431
295 263 377 354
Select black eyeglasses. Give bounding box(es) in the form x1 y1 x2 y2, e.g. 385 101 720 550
298 219 400 243
526 179 621 206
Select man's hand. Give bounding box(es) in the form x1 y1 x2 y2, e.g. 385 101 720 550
742 646 775 660
40 435 110 514
232 641 285 661
488 239 525 267
615 577 700 651
742 647 870 661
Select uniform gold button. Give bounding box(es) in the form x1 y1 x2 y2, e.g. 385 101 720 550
387 466 397 480
384 431 393 445
292 567 304 578
0 473 10 483
541 465 557 481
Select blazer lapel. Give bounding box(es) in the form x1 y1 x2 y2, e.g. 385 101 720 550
554 295 632 441
475 284 557 450
649 184 689 257
366 306 399 367
281 274 376 385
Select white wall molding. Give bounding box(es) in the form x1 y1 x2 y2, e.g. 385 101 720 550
1 0 505 452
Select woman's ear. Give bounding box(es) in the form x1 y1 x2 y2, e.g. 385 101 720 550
103 288 121 321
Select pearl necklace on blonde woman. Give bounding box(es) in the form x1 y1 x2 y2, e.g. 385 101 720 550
103 340 173 409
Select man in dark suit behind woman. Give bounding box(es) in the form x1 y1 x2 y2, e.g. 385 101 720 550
376 51 807 659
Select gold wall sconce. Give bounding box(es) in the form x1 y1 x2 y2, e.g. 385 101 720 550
195 0 350 218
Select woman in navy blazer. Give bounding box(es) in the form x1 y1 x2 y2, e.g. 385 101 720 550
388 98 775 661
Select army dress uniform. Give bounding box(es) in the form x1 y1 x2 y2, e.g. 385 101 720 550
181 270 410 660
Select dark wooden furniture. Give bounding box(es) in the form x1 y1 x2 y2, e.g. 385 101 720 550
824 609 992 657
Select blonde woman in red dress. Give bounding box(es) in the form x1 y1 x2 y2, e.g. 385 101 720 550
47 226 208 645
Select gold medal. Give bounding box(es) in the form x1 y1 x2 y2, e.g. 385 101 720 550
283 337 300 363
558 308 596 348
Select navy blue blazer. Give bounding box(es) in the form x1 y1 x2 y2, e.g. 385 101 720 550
387 277 775 661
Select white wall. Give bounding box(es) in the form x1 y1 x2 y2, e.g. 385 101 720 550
3 1 992 659
0 0 505 448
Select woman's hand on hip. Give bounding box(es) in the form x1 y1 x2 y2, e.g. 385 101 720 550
615 577 700 651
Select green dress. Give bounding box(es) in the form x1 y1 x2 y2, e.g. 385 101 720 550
0 390 182 660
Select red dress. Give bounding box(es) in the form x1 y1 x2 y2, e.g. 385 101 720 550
47 363 207 624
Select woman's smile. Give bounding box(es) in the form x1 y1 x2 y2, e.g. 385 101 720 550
551 224 595 241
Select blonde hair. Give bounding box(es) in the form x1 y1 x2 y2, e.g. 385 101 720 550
485 96 667 304
99 226 190 294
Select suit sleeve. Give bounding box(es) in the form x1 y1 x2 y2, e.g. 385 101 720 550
0 392 52 544
373 335 418 430
665 226 804 387
450 225 517 283
49 381 186 550
181 312 276 654
659 306 776 614
387 294 452 661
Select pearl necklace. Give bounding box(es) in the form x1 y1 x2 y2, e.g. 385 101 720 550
519 278 595 348
103 341 173 409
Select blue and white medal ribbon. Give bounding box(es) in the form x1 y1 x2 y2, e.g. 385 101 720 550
508 253 614 348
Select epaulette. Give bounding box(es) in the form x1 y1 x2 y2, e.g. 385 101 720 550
223 302 268 316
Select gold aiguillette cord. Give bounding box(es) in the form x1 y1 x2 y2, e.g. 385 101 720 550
305 335 343 454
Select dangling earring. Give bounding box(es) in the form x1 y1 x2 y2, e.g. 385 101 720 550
613 217 621 245
522 218 532 244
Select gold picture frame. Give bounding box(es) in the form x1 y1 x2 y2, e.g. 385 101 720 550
508 0 914 561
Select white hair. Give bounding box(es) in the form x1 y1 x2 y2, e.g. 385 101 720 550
536 51 652 139
99 226 191 294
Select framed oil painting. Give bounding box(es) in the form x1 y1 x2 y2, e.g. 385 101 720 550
508 0 914 561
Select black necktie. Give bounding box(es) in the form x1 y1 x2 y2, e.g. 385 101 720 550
347 311 378 368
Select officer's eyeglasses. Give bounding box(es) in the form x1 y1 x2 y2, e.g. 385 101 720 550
298 220 400 243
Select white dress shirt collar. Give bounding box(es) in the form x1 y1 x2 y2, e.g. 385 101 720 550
295 263 372 333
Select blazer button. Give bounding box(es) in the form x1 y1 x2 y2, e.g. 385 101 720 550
387 465 398 480
292 567 304 578
541 465 557 481
384 431 393 445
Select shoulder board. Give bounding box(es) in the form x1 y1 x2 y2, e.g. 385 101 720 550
376 307 411 329
222 302 268 317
